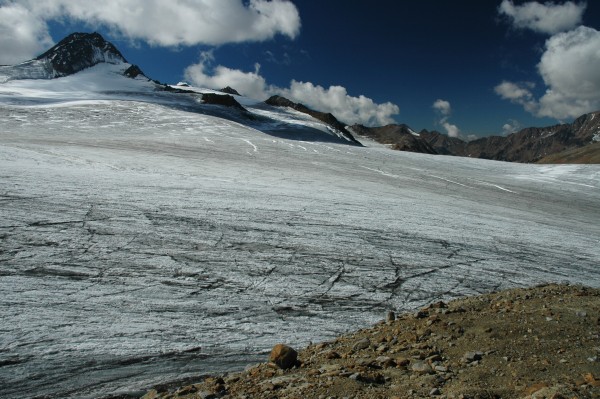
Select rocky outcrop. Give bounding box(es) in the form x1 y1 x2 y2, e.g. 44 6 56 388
350 124 437 154
265 95 361 145
220 86 241 96
201 93 246 111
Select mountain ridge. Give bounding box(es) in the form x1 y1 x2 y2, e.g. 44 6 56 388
419 111 600 163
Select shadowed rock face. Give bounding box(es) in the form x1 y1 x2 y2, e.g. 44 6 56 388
202 93 246 110
35 32 128 77
220 86 241 96
265 95 362 145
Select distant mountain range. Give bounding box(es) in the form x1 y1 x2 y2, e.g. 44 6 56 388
2 32 599 163
351 113 600 163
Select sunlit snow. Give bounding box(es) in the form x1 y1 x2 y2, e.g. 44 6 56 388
1 65 599 398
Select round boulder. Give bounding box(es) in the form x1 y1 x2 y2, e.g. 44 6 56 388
269 344 298 370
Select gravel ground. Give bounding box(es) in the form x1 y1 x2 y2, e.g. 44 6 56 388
142 283 600 399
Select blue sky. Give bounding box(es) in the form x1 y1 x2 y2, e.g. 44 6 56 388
1 0 599 138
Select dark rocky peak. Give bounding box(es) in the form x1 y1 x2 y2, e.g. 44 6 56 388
35 32 128 77
202 93 245 111
123 65 144 79
265 95 296 108
220 86 241 96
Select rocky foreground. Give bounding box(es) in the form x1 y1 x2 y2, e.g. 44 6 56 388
142 284 599 399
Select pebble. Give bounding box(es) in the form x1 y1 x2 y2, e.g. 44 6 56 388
387 311 396 322
353 338 371 351
411 360 432 374
462 351 484 362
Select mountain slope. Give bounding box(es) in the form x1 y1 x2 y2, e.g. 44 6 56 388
349 124 437 154
265 95 361 145
0 32 362 146
537 141 600 164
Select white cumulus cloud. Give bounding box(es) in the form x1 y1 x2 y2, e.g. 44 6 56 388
0 2 53 64
494 81 538 113
496 26 600 120
432 99 451 116
537 26 600 118
0 0 301 63
184 54 400 126
502 119 522 135
280 81 399 126
432 99 461 138
184 51 270 100
498 0 586 35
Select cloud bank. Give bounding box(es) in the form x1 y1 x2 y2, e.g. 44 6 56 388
0 3 53 64
0 0 301 63
496 2 600 120
498 0 586 35
495 26 600 120
537 26 600 118
184 53 399 126
432 99 460 138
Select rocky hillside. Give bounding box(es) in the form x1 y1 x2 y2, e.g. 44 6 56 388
265 95 361 145
349 124 437 154
420 111 600 163
141 284 600 399
537 142 600 164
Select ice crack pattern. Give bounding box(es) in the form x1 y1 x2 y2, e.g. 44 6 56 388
0 102 599 399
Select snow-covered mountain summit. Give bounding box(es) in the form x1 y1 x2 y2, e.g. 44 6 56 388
36 32 127 76
0 32 147 83
0 32 360 145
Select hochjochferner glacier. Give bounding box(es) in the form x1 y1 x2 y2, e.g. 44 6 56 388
1 62 599 399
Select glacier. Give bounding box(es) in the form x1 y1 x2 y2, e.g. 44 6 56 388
0 65 599 398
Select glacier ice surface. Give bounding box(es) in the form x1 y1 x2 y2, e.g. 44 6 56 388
0 74 599 398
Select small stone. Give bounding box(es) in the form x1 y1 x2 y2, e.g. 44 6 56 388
376 356 395 367
411 360 432 374
576 310 587 317
325 350 341 359
376 344 388 353
462 351 484 362
387 311 396 322
523 383 549 395
414 310 429 319
348 372 361 380
353 338 371 351
430 387 441 396
396 357 410 367
269 344 298 369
